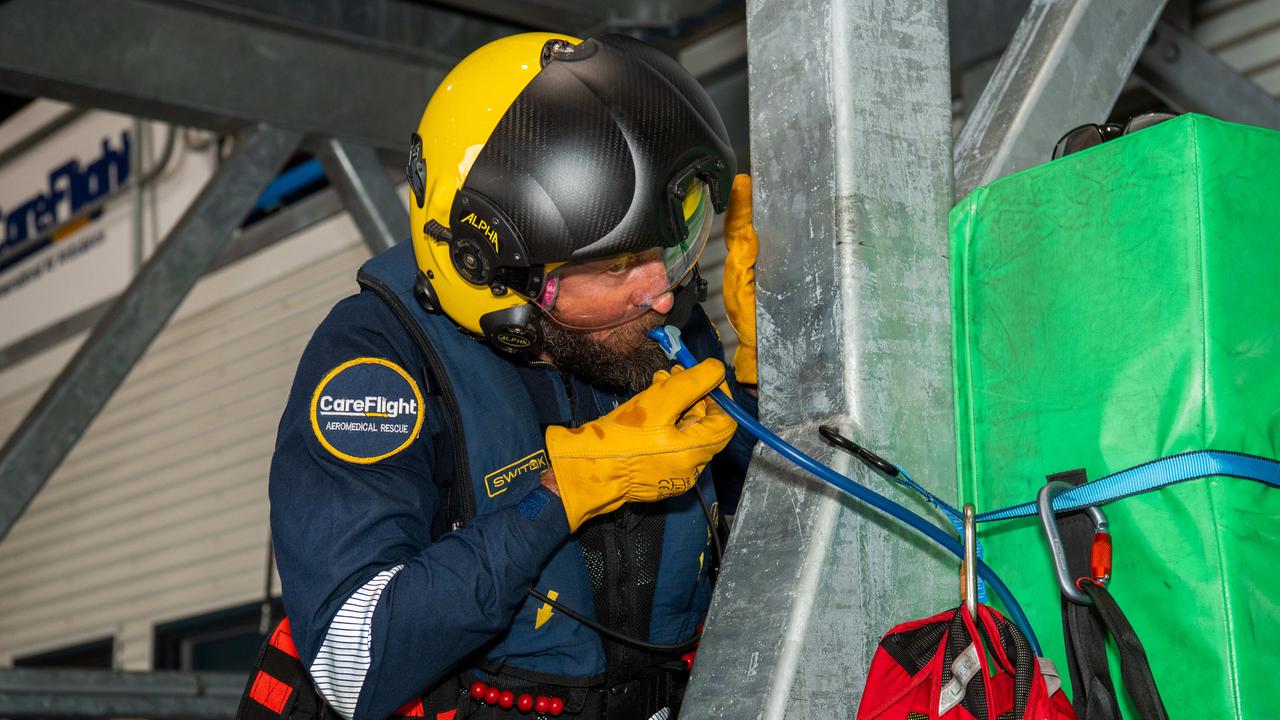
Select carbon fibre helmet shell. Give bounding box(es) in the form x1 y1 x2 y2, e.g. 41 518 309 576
408 31 735 349
458 34 735 264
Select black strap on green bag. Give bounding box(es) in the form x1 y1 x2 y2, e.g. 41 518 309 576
1073 581 1168 720
1050 471 1168 720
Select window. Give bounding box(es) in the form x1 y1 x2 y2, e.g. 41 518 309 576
153 599 283 672
14 637 113 669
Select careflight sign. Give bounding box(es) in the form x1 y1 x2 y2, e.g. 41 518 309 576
0 130 131 275
0 105 168 349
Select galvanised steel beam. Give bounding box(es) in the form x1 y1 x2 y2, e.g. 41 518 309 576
0 126 302 544
1136 20 1280 131
424 0 734 38
165 0 528 55
949 0 1033 73
0 668 242 719
0 0 456 152
315 138 408 255
953 0 1168 200
681 0 957 717
405 0 603 34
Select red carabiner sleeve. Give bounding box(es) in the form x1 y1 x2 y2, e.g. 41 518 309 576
1090 532 1112 583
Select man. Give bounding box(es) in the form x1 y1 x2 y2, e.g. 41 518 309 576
265 31 760 720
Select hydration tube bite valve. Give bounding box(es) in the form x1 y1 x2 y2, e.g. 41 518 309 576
647 325 1043 654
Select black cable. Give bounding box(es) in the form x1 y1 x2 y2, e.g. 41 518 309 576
522 485 721 655
527 589 700 653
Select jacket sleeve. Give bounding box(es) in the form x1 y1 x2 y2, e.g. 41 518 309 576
269 295 570 720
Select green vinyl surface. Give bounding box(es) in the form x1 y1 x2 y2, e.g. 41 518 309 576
950 114 1280 720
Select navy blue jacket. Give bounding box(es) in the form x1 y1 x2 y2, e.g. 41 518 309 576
269 242 756 720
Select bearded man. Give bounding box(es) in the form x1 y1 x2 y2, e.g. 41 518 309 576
262 31 760 720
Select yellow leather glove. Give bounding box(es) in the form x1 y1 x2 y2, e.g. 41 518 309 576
545 359 738 532
723 174 758 386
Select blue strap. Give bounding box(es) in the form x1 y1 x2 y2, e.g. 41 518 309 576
892 467 989 604
974 450 1280 522
892 466 964 530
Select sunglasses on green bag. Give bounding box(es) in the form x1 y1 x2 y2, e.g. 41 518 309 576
1051 112 1179 160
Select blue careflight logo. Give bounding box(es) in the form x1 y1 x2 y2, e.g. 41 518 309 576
309 357 424 464
0 130 131 274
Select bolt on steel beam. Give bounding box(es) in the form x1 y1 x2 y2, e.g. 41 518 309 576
953 0 1168 200
0 125 303 544
679 0 957 717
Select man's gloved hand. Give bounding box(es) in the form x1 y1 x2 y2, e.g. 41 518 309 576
545 359 738 532
723 174 758 386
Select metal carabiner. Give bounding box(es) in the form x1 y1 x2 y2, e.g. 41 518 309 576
962 503 978 619
1037 480 1111 605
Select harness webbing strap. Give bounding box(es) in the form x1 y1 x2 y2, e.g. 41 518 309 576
1074 582 1169 720
239 619 446 720
1062 600 1119 720
976 450 1279 522
1054 474 1121 720
239 620 308 720
393 697 426 718
1053 480 1169 720
250 672 295 715
270 619 301 659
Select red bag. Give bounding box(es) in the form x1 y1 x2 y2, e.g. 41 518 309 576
856 605 1076 720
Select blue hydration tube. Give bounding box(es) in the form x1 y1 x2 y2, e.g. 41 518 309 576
649 325 1042 654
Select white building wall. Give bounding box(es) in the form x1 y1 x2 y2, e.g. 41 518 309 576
0 209 369 667
1196 0 1280 94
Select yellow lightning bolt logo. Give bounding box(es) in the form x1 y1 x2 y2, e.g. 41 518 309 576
535 590 559 629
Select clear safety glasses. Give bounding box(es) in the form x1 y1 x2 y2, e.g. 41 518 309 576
534 179 715 331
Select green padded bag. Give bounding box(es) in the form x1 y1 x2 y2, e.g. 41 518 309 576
950 114 1280 720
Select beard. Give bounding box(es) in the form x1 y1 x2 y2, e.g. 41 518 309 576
536 311 672 395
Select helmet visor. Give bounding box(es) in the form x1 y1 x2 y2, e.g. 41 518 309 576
535 179 714 331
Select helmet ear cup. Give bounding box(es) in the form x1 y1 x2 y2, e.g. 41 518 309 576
479 304 541 353
413 270 441 314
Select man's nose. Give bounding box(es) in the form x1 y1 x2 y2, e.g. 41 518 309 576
629 259 673 311
650 290 675 314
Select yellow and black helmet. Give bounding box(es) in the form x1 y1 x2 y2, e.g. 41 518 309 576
406 32 735 353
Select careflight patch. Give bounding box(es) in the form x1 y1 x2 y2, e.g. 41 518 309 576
309 357 424 464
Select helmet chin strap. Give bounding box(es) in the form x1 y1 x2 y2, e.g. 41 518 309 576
663 267 707 329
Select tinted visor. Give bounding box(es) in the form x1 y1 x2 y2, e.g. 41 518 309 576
535 179 714 331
